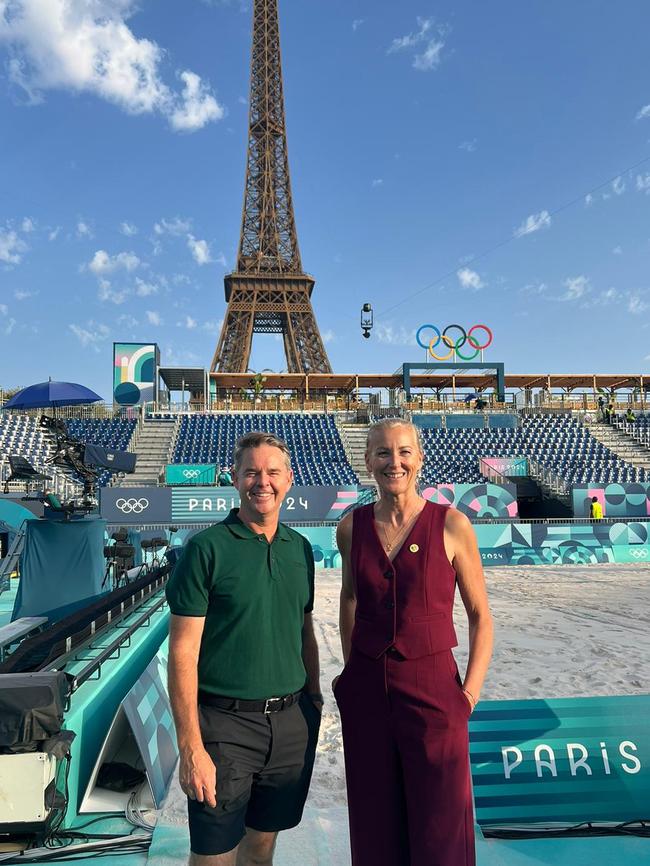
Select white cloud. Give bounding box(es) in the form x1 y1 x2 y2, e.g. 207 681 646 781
48 226 61 241
459 139 477 153
388 17 447 72
76 220 93 238
352 19 365 32
117 313 139 328
612 245 623 255
120 221 138 236
202 319 222 334
178 315 197 329
0 229 28 264
187 234 212 265
134 277 158 296
69 320 110 350
169 70 224 132
636 104 650 121
372 178 384 188
0 304 7 315
514 209 551 238
457 267 484 291
561 275 590 301
322 329 336 343
21 217 35 232
88 249 140 274
628 294 649 315
14 289 36 300
584 193 594 206
0 0 224 132
4 317 17 335
636 174 650 194
146 310 163 326
612 176 625 196
97 278 128 304
154 216 192 236
375 323 415 346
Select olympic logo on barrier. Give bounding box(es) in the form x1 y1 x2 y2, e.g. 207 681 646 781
416 324 493 361
629 549 648 559
116 498 150 514
183 470 201 479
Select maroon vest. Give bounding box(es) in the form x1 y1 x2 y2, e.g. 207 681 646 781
351 501 458 659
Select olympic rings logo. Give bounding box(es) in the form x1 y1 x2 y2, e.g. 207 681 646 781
629 548 648 559
183 470 201 479
116 498 150 514
416 324 493 361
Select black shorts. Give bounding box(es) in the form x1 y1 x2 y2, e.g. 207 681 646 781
188 693 321 856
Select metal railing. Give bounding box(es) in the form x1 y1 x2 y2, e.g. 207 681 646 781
528 457 570 497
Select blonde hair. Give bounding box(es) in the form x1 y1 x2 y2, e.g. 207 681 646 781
365 418 423 456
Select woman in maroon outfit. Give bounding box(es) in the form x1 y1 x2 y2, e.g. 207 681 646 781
334 419 493 866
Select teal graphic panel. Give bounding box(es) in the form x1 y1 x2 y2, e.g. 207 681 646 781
474 520 650 566
165 464 217 485
572 483 650 518
422 483 519 518
292 525 340 569
113 342 158 406
121 640 177 807
470 695 650 826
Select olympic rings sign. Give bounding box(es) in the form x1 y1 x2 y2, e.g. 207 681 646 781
183 470 201 479
116 498 150 514
416 324 493 361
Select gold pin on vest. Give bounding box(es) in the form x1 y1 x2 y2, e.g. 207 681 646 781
409 544 419 553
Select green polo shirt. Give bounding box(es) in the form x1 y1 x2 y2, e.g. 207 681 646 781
165 509 314 699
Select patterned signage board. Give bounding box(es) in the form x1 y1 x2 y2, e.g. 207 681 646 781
572 482 650 518
422 483 519 519
100 487 172 524
470 695 650 826
171 486 359 523
113 342 158 406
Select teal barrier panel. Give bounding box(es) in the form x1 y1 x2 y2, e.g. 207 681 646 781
422 483 519 518
572 482 650 518
165 464 217 485
470 695 650 826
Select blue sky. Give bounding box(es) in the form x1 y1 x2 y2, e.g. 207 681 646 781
2 0 650 398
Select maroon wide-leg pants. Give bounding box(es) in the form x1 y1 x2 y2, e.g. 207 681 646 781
335 647 475 866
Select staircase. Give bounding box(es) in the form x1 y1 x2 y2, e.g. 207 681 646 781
121 419 178 487
586 421 650 470
339 423 375 486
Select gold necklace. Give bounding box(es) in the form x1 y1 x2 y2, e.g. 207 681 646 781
377 504 423 552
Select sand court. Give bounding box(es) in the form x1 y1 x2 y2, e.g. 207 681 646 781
153 562 650 864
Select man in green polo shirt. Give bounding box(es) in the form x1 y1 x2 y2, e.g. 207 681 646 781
167 432 322 866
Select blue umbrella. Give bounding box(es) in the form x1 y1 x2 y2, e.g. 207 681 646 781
2 380 103 410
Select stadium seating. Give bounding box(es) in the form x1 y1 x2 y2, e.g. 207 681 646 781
171 413 358 486
419 414 650 486
0 415 52 479
66 418 137 486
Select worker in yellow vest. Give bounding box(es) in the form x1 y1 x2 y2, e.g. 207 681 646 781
590 497 603 520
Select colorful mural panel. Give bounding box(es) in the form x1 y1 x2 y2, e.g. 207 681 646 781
113 342 158 406
422 483 519 518
572 482 650 518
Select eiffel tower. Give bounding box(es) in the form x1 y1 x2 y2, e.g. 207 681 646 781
211 0 332 374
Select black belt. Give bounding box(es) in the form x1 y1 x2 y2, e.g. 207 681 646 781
198 689 303 713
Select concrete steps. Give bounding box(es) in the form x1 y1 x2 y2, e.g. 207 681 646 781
586 421 650 469
120 419 178 487
339 423 375 486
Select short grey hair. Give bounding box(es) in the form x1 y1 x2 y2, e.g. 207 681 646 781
366 418 423 455
233 431 292 471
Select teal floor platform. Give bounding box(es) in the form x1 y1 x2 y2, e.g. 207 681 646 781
476 832 649 864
